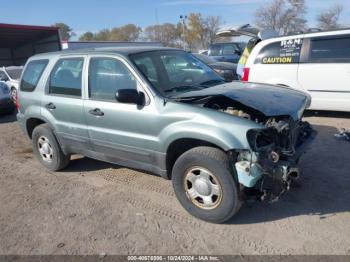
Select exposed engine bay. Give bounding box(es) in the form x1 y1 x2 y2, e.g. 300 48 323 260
180 95 316 202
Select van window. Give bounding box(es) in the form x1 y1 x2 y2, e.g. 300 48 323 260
20 60 48 92
308 36 350 63
222 44 238 55
89 57 137 101
49 58 84 97
255 39 303 64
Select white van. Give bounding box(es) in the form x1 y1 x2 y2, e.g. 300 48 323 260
218 26 350 112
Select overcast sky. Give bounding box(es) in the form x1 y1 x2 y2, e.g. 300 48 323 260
1 0 349 37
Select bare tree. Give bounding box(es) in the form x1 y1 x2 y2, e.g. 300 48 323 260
255 0 307 35
204 16 223 45
317 4 344 30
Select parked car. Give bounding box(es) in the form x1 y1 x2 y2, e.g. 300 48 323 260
17 47 315 223
218 25 350 112
192 53 238 81
0 66 23 101
0 82 15 114
198 49 208 55
208 42 246 63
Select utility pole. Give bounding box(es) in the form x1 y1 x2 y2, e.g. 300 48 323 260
180 15 187 49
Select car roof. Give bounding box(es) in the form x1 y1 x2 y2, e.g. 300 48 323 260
30 46 180 60
266 28 350 42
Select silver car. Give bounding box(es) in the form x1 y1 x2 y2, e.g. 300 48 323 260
17 47 315 223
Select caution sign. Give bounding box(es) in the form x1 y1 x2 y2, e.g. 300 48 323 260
255 38 303 64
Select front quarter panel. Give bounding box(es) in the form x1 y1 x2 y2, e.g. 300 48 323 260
158 101 262 153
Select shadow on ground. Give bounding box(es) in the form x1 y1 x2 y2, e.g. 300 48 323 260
0 111 17 124
305 110 350 119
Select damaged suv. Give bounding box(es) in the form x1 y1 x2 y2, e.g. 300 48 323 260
17 47 316 223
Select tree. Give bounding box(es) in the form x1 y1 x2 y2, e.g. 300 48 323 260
317 5 343 30
79 31 94 41
144 23 181 47
52 22 74 41
110 24 142 41
78 24 141 41
183 13 223 51
255 0 307 35
205 16 223 45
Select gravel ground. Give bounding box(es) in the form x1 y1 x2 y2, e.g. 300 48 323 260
0 111 349 255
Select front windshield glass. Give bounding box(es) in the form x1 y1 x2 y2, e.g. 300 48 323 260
130 50 224 97
5 68 23 80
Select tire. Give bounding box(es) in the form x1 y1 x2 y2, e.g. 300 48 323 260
172 146 241 223
32 124 70 171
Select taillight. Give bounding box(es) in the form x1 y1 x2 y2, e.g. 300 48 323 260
241 67 250 82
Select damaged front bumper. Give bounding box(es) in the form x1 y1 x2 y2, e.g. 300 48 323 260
234 121 317 201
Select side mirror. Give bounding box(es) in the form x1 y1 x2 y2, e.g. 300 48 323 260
115 89 145 105
235 50 242 56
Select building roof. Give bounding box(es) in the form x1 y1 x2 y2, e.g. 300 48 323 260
0 23 60 48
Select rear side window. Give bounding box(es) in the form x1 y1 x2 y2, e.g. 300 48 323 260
20 60 48 92
49 58 84 97
255 39 303 64
222 44 239 55
308 36 350 63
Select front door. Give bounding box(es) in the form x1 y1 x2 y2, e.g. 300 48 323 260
83 56 159 169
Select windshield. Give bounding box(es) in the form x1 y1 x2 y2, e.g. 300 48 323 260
5 68 23 80
130 50 225 97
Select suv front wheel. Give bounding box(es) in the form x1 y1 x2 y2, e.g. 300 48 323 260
172 146 241 223
32 124 70 171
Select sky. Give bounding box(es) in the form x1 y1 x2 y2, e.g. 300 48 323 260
1 0 350 38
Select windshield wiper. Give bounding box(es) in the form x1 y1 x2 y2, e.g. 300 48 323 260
200 79 226 86
164 85 204 93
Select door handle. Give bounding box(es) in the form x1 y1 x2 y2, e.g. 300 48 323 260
89 108 104 116
45 102 56 110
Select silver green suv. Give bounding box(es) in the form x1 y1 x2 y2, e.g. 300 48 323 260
17 47 315 223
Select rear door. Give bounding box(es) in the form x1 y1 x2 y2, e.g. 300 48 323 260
41 56 91 153
298 35 350 111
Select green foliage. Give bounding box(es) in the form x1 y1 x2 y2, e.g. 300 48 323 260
52 22 74 41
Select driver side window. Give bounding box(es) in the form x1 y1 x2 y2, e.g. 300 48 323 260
89 57 138 101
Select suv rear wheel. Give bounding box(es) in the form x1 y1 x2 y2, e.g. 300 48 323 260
172 146 241 223
32 124 70 171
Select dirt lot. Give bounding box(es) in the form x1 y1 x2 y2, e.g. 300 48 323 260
0 111 349 255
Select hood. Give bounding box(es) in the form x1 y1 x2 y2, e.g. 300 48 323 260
209 62 237 70
172 82 311 120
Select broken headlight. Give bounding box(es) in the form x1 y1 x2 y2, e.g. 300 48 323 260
247 128 274 151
